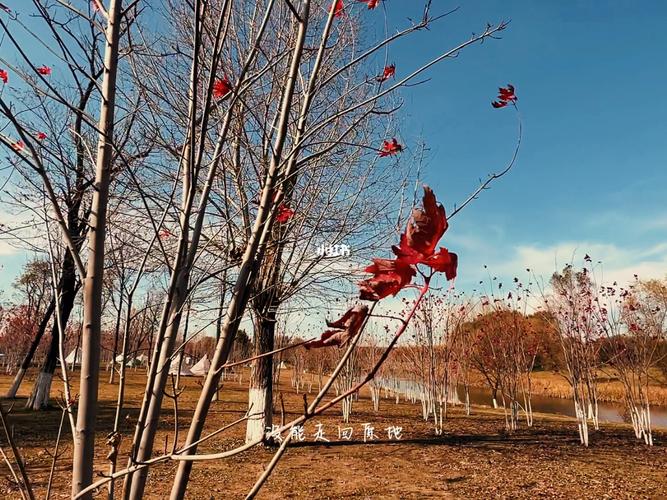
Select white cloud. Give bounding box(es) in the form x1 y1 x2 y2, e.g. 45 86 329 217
493 241 667 287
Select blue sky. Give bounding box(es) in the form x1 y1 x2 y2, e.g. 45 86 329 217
376 0 667 289
2 1 666 299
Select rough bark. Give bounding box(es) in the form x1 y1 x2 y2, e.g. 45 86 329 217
71 0 122 495
245 309 276 443
26 250 79 410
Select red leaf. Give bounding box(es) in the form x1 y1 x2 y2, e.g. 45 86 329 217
376 64 395 83
378 137 402 157
36 132 47 140
37 65 52 76
213 76 232 99
422 248 458 280
331 0 345 17
359 258 416 301
358 0 380 9
0 69 7 84
491 83 517 109
306 305 369 349
12 140 24 152
392 185 447 262
276 204 295 223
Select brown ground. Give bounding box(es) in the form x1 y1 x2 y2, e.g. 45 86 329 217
0 369 666 499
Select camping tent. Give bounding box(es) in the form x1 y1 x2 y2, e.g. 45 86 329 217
64 348 82 367
168 363 193 376
115 353 149 367
190 355 210 376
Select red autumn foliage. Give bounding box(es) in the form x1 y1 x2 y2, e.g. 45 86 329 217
392 187 447 262
376 64 395 83
491 83 517 108
37 65 52 76
359 258 417 301
36 132 47 141
360 186 457 301
12 140 25 152
358 0 380 9
331 0 345 17
378 137 402 157
422 248 458 280
0 68 7 84
213 76 232 98
276 204 295 223
306 305 369 349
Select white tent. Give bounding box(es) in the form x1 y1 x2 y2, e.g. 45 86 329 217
65 349 82 367
115 354 140 367
168 363 193 376
190 355 210 376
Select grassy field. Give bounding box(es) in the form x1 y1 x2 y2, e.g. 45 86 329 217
467 368 667 406
0 368 666 499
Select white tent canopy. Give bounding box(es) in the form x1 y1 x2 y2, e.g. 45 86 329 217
115 353 149 366
168 363 193 376
64 348 82 366
190 355 210 377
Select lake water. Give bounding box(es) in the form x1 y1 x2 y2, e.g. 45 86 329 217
382 378 667 429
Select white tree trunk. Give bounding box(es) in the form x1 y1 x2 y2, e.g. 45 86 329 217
26 372 53 410
245 387 272 444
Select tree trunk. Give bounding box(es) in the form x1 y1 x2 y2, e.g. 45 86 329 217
72 0 122 495
213 274 227 402
26 251 78 410
245 309 276 444
124 276 188 499
6 298 55 398
109 294 124 384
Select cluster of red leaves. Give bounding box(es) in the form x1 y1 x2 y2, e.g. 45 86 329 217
305 305 369 349
0 68 8 84
12 140 24 152
36 132 47 140
159 229 173 240
37 65 52 76
378 137 402 157
358 0 380 9
276 203 295 223
213 76 232 99
359 258 415 300
359 186 457 301
307 188 457 348
331 0 345 17
376 64 395 83
491 84 517 108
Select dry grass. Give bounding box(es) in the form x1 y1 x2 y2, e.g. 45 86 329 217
0 368 665 499
469 369 667 406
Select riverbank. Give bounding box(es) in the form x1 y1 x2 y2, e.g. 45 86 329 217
0 369 666 498
468 369 667 406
